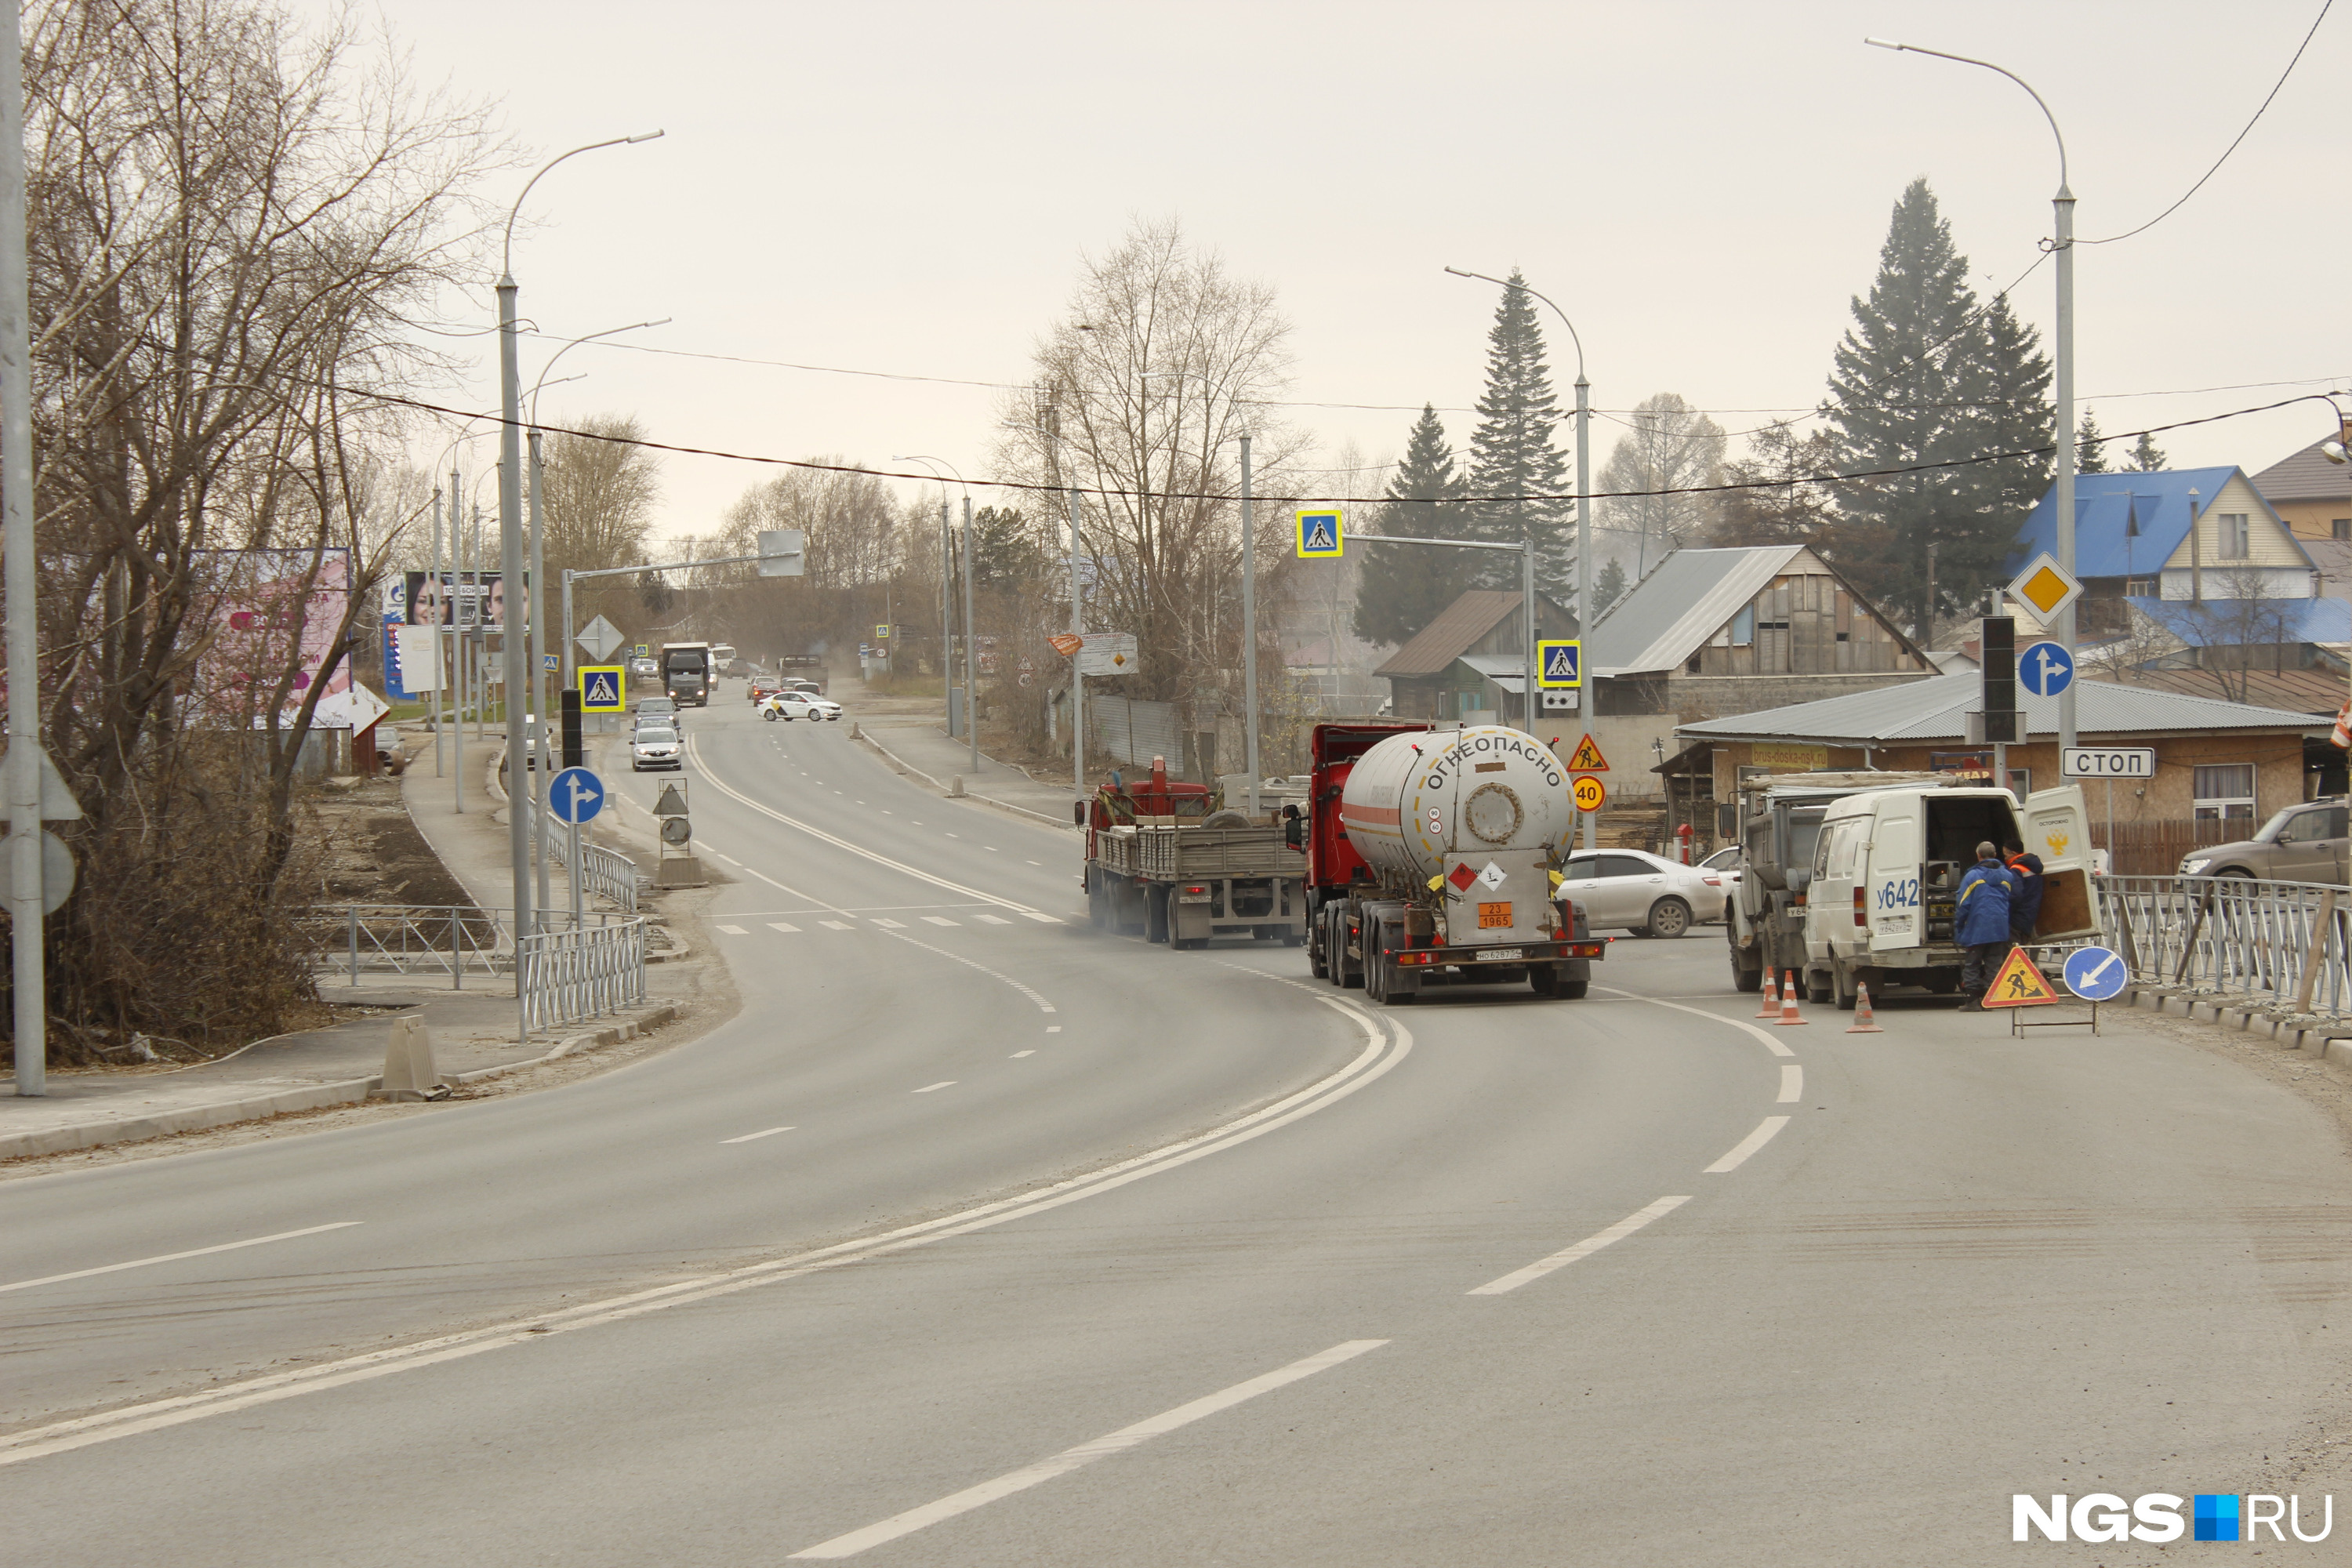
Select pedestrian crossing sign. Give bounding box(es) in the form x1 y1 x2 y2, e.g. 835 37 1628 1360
579 665 626 713
1295 508 1343 558
1982 947 2058 1007
1536 639 1582 689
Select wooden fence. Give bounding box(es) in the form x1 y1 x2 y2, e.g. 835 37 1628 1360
2091 818 2241 878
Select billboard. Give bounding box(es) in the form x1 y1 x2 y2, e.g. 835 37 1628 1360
402 570 528 633
191 548 381 729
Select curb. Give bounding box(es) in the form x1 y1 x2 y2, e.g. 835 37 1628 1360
0 1002 681 1163
2123 982 2352 1072
854 728 1072 830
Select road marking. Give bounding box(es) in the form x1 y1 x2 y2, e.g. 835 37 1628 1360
721 1127 796 1144
975 914 1011 925
1010 1050 1035 1058
714 851 742 866
1466 1197 1690 1296
912 1081 956 1094
0 1222 365 1297
1026 860 1040 866
870 918 907 929
945 832 958 838
1019 912 1064 924
768 921 803 934
1704 1116 1791 1174
1778 1065 1803 1103
788 1340 1389 1559
0 996 1406 1473
1595 985 1795 1058
718 924 749 935
922 916 961 927
985 846 998 852
1046 1025 1061 1033
819 920 855 931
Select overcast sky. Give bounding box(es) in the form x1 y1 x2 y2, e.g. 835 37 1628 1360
350 0 2348 546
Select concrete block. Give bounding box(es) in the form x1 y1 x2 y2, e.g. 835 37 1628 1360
379 1017 441 1101
2327 1038 2352 1072
655 856 706 887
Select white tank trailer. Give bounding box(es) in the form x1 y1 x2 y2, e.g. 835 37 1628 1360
1321 724 1601 1003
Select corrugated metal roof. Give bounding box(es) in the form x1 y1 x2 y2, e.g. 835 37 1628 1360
1675 671 2328 745
2009 466 2314 579
2127 595 2351 645
1586 546 1802 676
2252 437 2352 505
2115 664 2343 717
1374 590 1523 678
1460 652 1526 694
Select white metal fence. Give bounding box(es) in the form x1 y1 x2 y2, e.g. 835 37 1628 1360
518 917 647 1032
2095 875 2352 1019
302 905 510 987
575 838 639 913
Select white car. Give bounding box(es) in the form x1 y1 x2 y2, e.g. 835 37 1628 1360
1699 845 1742 923
1556 847 1729 938
630 725 682 771
760 691 842 722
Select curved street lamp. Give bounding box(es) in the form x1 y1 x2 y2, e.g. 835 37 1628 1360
894 455 978 773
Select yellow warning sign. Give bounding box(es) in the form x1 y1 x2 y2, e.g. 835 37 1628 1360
1564 734 1608 772
1572 776 1607 813
1981 947 2059 1008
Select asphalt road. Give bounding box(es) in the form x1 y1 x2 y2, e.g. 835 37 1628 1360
4 700 2347 1565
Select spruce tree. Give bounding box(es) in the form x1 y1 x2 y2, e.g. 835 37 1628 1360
1353 405 1473 647
2075 408 2111 474
2127 430 2169 471
1825 179 2050 636
1595 557 1628 612
1463 271 1573 595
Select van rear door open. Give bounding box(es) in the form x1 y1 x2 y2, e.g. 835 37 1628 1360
2019 784 2100 941
1864 794 1925 954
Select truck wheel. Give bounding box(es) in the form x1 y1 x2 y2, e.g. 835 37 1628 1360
1145 885 1170 945
1363 923 1388 1004
1833 957 1858 1011
1806 971 1833 1006
1642 897 1692 939
1530 963 1559 996
1730 928 1762 992
1308 920 1329 978
1559 980 1589 1000
1339 910 1366 989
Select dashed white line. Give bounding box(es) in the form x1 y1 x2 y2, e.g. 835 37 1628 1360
1704 1116 1791 1174
768 921 803 935
714 851 743 866
1025 860 1041 866
1010 1050 1035 1058
985 846 998 852
1777 1065 1803 1104
1019 912 1064 924
1467 1196 1690 1296
1 1222 365 1297
1595 985 1796 1058
721 1127 796 1145
718 924 749 935
870 919 908 930
945 832 959 838
922 916 960 927
1046 1025 1062 1033
790 1341 1389 1559
911 1081 956 1094
819 920 855 931
975 914 1011 925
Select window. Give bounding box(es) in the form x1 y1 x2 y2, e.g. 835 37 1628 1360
1597 855 1653 878
2218 513 2251 560
2334 519 2351 541
2278 807 2347 844
2125 577 2158 596
1730 605 1755 646
2193 763 2256 826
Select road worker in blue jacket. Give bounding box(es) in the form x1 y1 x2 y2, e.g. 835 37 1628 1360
1954 841 2020 1012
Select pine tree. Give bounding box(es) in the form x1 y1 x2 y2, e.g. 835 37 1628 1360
1595 557 1627 612
1353 405 1474 647
1463 271 1573 595
2075 408 2110 474
1825 180 2050 636
2126 430 2168 471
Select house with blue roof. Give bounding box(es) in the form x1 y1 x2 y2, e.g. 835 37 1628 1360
2009 466 2319 638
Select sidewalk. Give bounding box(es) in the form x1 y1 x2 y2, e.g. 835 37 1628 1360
848 688 1080 829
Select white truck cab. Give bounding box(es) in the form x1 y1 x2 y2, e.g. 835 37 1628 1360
1802 782 2100 1009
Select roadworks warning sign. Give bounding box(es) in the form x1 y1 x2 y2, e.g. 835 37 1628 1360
1982 947 2059 1007
1564 734 1608 772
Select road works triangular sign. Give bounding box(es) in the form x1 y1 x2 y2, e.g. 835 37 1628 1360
1564 734 1608 772
1982 947 2059 1008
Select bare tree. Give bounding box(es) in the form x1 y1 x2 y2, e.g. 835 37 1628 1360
1595 393 1726 575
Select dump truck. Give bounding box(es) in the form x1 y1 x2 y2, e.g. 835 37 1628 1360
659 641 713 707
1079 757 1307 947
1299 721 1603 1004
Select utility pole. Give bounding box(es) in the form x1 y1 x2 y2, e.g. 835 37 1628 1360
528 430 550 915
2054 172 2078 753
431 486 445 778
964 495 978 773
1068 486 1086 802
2 0 47 1094
452 470 465 813
940 500 953 725
1239 432 1261 815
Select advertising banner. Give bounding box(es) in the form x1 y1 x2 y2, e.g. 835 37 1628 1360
402 570 527 633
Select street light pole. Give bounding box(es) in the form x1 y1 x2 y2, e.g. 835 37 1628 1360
1239 431 1260 815
1 0 45 1094
964 495 978 774
1867 38 2076 751
1066 485 1086 802
1446 267 1594 847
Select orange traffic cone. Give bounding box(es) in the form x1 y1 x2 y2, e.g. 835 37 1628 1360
1846 980 1884 1033
1756 967 1780 1019
1777 970 1809 1025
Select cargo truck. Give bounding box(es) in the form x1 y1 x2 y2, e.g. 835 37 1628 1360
1078 757 1308 947
659 641 713 707
1298 721 1603 1005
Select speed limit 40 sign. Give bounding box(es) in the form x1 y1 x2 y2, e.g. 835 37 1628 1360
1572 775 1607 813
2060 746 2155 780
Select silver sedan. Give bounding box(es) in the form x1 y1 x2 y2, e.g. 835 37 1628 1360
1556 848 1728 938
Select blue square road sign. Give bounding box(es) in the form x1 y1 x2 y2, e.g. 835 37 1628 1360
1536 640 1582 690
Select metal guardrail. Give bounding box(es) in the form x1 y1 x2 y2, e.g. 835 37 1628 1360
301 904 638 989
2095 874 2352 1019
574 838 639 913
519 917 647 1031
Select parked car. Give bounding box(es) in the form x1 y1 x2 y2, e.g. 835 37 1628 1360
1555 847 1727 938
2181 798 2349 884
630 725 682 771
759 691 843 723
1698 845 1741 922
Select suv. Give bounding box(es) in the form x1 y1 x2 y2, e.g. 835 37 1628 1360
2182 798 2349 885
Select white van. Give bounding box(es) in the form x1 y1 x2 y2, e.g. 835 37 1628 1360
1802 783 2100 1008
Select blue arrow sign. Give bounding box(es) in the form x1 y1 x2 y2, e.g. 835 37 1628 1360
2062 945 2126 1002
549 767 606 826
2017 639 2074 699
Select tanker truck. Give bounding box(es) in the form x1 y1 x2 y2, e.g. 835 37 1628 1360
1294 721 1605 1004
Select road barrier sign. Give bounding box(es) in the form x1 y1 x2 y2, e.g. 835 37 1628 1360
1572 776 1606 813
1563 733 1608 772
2060 746 2155 779
576 614 625 662
1536 640 1582 689
1982 947 2058 1007
548 767 606 826
2062 946 2128 1002
2017 639 2074 698
1295 509 1343 558
579 666 626 713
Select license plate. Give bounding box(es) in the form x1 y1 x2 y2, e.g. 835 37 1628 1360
1478 901 1512 928
1483 948 1523 962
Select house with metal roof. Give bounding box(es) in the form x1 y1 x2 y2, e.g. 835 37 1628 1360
2009 466 2320 637
1582 545 1931 718
2249 426 2352 597
1372 588 1577 725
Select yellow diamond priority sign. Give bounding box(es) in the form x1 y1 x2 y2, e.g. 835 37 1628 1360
2006 552 2082 623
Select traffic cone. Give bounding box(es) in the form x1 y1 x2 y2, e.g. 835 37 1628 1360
1777 971 1809 1026
1846 981 1884 1033
1756 967 1780 1019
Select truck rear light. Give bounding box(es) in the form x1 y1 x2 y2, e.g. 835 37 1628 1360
1853 886 1866 926
1185 885 1206 895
